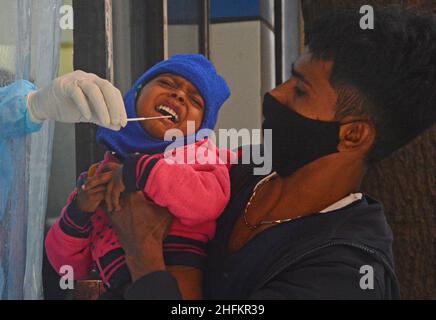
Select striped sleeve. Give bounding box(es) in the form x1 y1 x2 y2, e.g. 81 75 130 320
58 171 93 238
58 195 93 238
122 154 163 193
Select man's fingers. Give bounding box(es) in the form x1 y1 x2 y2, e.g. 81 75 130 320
105 181 114 212
96 79 127 128
100 162 121 173
96 79 120 126
66 82 92 121
78 80 111 127
86 185 108 195
84 172 113 190
112 186 122 212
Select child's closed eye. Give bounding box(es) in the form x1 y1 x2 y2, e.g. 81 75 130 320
190 96 203 108
159 79 176 88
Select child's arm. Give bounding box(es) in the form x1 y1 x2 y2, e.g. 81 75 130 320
45 189 94 279
121 141 235 227
45 168 111 279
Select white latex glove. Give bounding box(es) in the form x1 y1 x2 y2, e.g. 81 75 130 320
27 70 127 130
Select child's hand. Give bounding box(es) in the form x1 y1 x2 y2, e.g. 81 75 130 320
76 170 114 213
105 165 126 212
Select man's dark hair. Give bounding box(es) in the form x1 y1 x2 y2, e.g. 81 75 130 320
306 6 436 163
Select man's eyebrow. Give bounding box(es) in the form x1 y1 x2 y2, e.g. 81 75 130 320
291 63 312 88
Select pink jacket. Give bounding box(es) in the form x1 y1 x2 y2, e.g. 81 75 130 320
45 139 237 288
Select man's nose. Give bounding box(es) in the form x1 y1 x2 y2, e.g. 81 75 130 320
170 91 186 104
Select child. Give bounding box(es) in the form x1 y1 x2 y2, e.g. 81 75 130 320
45 54 235 299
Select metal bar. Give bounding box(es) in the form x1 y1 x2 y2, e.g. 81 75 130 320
163 0 169 59
274 0 283 86
112 0 132 94
73 0 108 176
283 0 302 81
199 0 210 58
130 0 166 82
104 0 114 84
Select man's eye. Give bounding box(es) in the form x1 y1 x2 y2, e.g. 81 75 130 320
295 87 306 97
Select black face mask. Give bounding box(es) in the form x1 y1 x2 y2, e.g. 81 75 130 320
262 93 341 177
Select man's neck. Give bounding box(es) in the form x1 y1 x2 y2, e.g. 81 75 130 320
267 153 365 222
229 153 366 253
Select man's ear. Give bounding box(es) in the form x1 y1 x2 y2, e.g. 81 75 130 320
337 120 375 152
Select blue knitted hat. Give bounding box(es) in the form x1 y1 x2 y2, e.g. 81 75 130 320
96 54 230 159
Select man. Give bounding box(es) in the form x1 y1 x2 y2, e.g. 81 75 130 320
104 7 435 299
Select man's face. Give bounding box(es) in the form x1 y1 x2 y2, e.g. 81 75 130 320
270 50 338 121
136 74 205 139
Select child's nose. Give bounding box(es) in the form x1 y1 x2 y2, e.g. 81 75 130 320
170 91 186 104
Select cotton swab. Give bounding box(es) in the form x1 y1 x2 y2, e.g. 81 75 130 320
127 115 173 122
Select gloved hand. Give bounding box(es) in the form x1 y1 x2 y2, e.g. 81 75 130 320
27 70 127 130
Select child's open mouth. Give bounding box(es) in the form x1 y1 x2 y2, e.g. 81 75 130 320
155 105 179 123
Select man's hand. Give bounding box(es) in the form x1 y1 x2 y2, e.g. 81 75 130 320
107 193 173 282
104 165 125 212
27 70 127 130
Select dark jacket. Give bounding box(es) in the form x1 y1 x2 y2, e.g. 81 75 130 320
125 160 400 300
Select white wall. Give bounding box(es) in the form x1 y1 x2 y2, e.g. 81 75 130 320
211 21 262 136
210 19 275 149
168 25 199 56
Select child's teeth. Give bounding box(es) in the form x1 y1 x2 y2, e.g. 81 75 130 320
157 105 178 122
